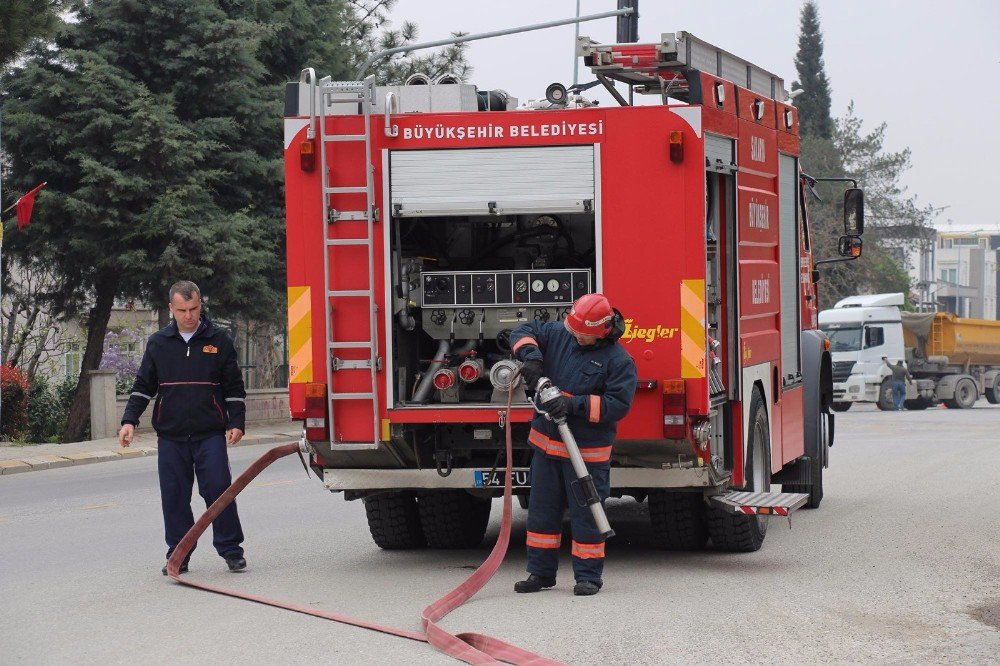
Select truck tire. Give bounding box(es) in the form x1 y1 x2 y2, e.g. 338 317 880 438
903 398 929 410
945 377 978 409
363 492 426 550
648 491 708 550
986 376 1000 405
707 389 769 552
783 412 827 509
417 490 492 548
830 402 852 412
876 378 895 411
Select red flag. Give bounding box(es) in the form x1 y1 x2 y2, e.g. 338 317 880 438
15 182 47 231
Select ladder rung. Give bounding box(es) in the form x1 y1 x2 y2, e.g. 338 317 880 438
326 134 367 142
329 341 372 349
330 392 375 400
328 290 371 298
325 186 367 195
330 211 369 221
327 238 371 246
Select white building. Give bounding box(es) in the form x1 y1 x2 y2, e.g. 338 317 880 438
904 227 1000 319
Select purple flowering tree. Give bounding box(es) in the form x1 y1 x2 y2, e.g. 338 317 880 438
100 327 145 394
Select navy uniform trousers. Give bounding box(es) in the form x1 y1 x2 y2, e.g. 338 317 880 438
525 450 611 584
158 435 244 562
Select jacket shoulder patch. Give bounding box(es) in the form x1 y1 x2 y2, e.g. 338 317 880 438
203 345 218 354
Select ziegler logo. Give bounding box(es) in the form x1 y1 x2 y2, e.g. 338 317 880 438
622 319 678 343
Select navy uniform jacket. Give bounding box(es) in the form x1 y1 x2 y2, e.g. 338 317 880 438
121 317 246 440
511 320 637 463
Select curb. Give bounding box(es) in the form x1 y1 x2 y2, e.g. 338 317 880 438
0 434 298 476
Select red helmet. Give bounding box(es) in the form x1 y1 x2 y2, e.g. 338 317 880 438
565 293 615 338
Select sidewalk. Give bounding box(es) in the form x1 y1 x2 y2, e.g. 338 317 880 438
0 421 302 475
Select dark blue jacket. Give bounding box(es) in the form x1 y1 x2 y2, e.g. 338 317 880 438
511 320 637 462
121 317 246 440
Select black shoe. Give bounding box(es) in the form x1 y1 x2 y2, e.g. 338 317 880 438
161 562 189 576
514 574 556 593
226 556 247 572
573 580 601 596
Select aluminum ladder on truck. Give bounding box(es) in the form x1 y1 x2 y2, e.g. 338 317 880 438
320 75 381 450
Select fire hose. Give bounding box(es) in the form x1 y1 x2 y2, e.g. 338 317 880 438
165 377 568 665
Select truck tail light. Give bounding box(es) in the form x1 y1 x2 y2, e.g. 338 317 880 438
304 382 327 441
662 379 687 439
458 359 484 383
300 139 316 172
669 131 684 163
433 368 456 390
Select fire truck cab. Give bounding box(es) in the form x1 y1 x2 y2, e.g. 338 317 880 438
283 30 863 552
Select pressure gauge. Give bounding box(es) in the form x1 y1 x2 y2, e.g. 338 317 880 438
514 280 528 293
547 279 560 292
531 279 545 293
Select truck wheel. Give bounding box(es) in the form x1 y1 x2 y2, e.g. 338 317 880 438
903 398 929 410
986 376 1000 404
363 492 426 550
648 491 708 550
785 408 828 508
830 402 852 412
417 490 492 548
707 389 769 552
945 378 978 409
876 378 895 411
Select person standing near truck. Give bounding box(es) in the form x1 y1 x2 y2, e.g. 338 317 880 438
883 357 913 411
510 293 637 596
118 281 248 575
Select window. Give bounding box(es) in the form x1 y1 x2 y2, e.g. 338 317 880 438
864 326 885 348
65 341 82 380
940 268 958 284
820 326 862 352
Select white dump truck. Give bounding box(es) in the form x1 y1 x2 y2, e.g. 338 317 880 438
819 293 1000 411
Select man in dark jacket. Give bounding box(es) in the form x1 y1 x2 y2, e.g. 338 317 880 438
510 293 637 596
118 281 248 575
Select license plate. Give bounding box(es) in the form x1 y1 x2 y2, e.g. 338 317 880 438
474 468 530 488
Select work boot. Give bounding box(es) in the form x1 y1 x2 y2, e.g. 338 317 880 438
161 562 189 576
514 574 556 593
226 556 247 572
573 580 601 596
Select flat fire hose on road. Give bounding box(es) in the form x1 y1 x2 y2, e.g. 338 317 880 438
165 384 566 665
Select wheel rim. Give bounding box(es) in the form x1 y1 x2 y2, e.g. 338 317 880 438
958 381 975 405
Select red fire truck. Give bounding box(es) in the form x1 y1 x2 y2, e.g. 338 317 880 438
282 30 864 553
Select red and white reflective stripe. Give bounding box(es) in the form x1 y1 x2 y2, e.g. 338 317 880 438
588 395 601 423
571 541 605 559
511 336 538 354
526 531 561 549
738 506 788 516
528 428 612 463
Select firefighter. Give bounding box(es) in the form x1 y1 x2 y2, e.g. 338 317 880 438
118 281 248 575
510 293 637 596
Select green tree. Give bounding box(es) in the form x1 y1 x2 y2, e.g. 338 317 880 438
2 0 280 441
0 0 63 68
792 1 834 140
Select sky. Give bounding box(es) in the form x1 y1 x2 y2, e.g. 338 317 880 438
388 0 999 233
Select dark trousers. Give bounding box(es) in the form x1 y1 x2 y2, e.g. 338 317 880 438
158 435 244 561
525 450 610 584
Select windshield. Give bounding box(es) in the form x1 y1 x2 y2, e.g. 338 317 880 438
821 326 862 352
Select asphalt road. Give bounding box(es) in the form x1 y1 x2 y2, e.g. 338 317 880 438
2 403 998 665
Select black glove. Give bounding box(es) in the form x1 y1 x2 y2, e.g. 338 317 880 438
542 394 571 421
520 359 544 393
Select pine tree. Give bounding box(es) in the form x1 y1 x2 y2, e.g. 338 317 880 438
0 0 64 67
2 0 280 441
792 1 834 139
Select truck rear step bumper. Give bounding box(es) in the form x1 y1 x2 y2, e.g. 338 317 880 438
322 466 719 491
709 490 809 516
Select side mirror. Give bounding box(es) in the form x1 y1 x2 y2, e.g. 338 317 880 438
838 235 863 258
844 188 864 235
